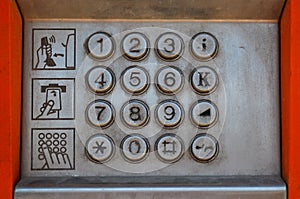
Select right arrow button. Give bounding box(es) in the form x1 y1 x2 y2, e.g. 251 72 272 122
191 100 218 128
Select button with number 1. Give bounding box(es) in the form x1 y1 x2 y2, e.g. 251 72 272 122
86 32 115 60
86 100 115 128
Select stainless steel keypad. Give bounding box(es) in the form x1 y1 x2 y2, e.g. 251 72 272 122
22 22 280 178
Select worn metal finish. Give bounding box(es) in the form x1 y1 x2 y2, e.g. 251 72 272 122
15 176 286 199
16 0 285 20
21 22 280 176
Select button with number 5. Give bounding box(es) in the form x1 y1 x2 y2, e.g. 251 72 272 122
156 66 184 94
121 100 149 128
86 66 115 94
156 100 184 128
156 32 184 60
86 100 115 128
121 66 150 94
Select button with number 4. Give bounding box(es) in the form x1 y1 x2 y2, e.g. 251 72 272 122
86 66 115 94
121 66 150 94
86 32 115 60
122 32 149 61
156 100 183 128
86 100 115 128
156 66 184 94
121 100 149 128
156 32 184 60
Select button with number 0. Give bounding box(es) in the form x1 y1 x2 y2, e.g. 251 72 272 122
191 66 218 94
121 134 149 163
156 100 183 128
156 66 184 94
122 32 149 60
86 66 115 94
86 100 115 128
121 100 149 128
191 100 218 128
191 32 218 61
86 32 115 60
121 66 150 94
156 32 184 60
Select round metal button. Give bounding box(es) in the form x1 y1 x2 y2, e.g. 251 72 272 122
190 134 219 163
86 134 115 163
191 32 218 61
121 66 150 94
86 66 115 94
191 100 218 128
156 100 183 128
122 32 149 61
156 32 184 60
156 66 184 94
86 100 114 128
190 66 218 94
155 134 184 163
86 32 115 60
121 134 149 162
121 100 149 128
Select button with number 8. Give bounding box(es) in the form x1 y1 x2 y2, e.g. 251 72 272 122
86 100 115 128
156 32 184 60
156 66 184 94
156 100 184 128
86 66 115 94
121 100 150 128
121 66 150 94
122 32 149 61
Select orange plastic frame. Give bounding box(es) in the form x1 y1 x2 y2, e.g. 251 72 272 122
0 0 299 198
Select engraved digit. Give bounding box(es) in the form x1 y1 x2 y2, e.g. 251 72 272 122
164 105 176 120
130 106 141 121
164 72 176 87
129 140 141 154
97 38 103 53
95 73 107 88
95 106 106 121
164 38 175 53
129 38 141 53
129 71 141 86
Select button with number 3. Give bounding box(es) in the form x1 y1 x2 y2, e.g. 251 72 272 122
86 32 115 60
156 66 184 94
86 100 115 128
156 32 184 60
156 100 183 128
86 66 115 94
121 100 149 128
121 66 150 94
122 32 149 61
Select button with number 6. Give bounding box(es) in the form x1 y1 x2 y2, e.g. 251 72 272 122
86 66 115 94
156 32 184 60
121 100 150 128
121 66 150 94
156 66 184 94
156 100 184 128
86 100 115 128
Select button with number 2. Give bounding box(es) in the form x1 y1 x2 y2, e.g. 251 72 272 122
122 32 149 61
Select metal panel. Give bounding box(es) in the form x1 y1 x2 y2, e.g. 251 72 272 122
16 0 285 21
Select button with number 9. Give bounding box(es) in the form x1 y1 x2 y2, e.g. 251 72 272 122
121 66 150 94
156 100 184 128
86 66 115 94
86 100 115 128
156 66 184 94
156 32 184 60
121 100 149 128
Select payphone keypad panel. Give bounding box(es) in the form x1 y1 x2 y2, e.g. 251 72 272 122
22 22 280 176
